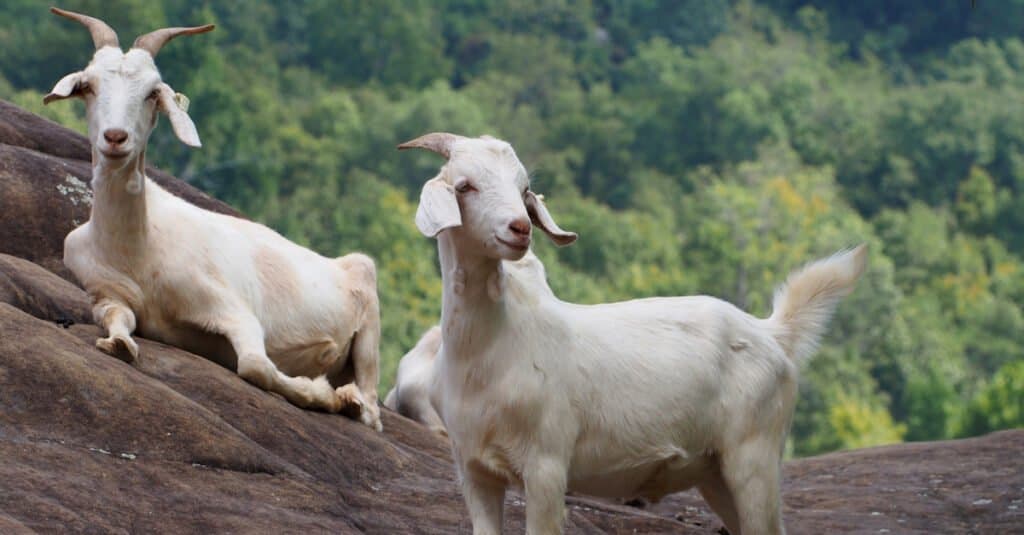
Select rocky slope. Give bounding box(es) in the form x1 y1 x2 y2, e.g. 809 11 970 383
1 100 1021 533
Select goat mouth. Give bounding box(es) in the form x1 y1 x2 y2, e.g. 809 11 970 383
100 149 130 159
496 236 530 252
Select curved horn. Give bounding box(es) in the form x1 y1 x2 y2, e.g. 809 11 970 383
50 7 119 50
397 133 465 159
132 24 215 58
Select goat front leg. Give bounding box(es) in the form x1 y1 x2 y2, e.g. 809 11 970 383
93 298 139 363
460 460 507 535
523 454 569 535
216 312 341 412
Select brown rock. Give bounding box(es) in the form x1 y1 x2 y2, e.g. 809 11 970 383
0 272 681 533
643 429 1024 534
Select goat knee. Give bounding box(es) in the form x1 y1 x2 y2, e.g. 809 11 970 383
237 355 277 391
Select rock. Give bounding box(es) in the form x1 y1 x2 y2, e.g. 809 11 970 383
0 253 90 325
1 99 1022 533
0 262 680 533
643 429 1024 533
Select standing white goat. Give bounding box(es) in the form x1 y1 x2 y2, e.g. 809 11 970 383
399 132 867 534
46 8 382 431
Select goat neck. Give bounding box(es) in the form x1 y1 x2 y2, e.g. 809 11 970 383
89 144 149 250
436 230 506 359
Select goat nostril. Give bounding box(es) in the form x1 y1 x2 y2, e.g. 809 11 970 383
509 218 531 237
103 129 129 145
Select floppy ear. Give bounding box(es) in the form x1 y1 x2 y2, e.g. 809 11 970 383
156 83 201 147
416 177 462 238
43 72 85 105
525 191 577 246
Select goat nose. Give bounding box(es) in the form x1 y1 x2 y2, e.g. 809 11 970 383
508 218 531 237
103 129 129 145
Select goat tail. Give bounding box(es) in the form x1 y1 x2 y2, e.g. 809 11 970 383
768 244 868 365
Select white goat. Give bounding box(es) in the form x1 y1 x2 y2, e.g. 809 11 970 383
46 8 381 431
399 132 867 534
383 325 447 436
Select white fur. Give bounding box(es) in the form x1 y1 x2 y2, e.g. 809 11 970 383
403 134 868 534
383 325 447 436
51 21 382 431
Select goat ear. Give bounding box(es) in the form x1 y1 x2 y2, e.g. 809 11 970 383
43 72 84 105
156 83 201 148
416 177 462 238
526 191 577 247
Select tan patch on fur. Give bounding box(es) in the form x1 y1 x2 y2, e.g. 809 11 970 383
254 245 301 304
336 252 377 317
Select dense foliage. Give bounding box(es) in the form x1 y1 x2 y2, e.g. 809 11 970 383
4 0 1022 456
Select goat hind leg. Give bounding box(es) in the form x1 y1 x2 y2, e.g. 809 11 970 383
699 468 742 535
216 313 341 412
336 316 382 430
720 439 785 535
93 298 139 363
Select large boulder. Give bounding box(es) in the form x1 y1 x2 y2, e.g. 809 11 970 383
0 100 1021 533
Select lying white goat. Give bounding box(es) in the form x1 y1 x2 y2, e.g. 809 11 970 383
383 325 446 436
399 132 867 534
47 7 381 430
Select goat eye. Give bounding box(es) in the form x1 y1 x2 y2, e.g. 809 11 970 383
146 90 159 101
455 182 477 194
78 83 93 95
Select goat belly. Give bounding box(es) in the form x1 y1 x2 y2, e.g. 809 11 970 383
568 448 712 499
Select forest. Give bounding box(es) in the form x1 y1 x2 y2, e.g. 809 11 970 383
2 0 1022 457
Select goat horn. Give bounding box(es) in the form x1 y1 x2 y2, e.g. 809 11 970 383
397 133 465 159
132 24 215 58
50 7 119 50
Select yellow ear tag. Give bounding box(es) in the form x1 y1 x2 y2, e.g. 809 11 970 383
173 92 190 113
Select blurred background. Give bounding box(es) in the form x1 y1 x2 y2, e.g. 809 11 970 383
2 0 1022 457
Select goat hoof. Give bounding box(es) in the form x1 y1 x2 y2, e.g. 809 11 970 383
335 384 364 414
96 335 138 363
335 385 382 431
